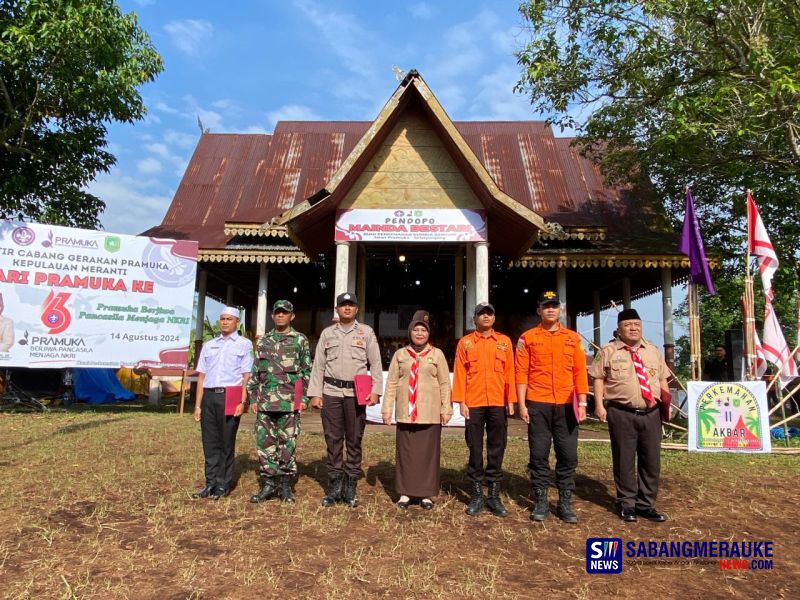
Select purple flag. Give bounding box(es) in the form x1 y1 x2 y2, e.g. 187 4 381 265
678 189 716 294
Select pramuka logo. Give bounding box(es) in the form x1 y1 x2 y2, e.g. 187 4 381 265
41 291 72 334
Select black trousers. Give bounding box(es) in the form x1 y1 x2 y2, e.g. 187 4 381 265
606 404 661 510
200 389 240 490
527 400 578 491
321 394 366 478
464 406 507 483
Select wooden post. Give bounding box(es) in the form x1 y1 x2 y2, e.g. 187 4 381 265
178 369 188 415
687 282 702 380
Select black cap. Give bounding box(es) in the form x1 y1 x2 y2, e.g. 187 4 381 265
473 302 495 316
407 310 431 338
617 308 641 323
538 290 561 306
335 292 358 307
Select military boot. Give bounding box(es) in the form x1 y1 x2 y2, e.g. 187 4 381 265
321 475 343 507
342 475 359 508
465 480 485 516
556 489 578 524
485 481 508 517
530 488 549 521
249 477 278 504
279 475 295 503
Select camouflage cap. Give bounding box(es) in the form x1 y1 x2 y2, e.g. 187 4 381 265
272 299 294 313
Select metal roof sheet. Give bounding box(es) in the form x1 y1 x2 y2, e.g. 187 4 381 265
144 121 666 250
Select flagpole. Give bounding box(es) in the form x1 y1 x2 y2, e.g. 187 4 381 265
744 190 757 380
688 282 702 380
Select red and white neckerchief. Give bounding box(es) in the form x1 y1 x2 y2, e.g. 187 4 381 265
624 345 654 406
406 345 431 422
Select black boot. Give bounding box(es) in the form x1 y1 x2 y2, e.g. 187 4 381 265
556 489 578 523
321 475 343 507
249 478 278 504
342 475 359 507
191 483 214 499
485 481 508 517
530 488 549 521
280 475 295 503
465 480 485 516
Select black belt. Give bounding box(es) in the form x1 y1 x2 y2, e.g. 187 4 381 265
608 402 658 416
324 376 354 389
206 387 226 394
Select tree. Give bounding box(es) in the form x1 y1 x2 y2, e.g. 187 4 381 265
516 0 800 371
0 0 163 228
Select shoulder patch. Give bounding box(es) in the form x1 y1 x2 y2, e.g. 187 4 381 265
496 341 508 352
516 338 525 351
464 340 473 350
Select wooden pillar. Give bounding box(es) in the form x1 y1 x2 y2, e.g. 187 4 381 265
454 250 464 338
356 247 367 323
557 266 567 325
347 241 358 295
193 268 207 365
661 266 675 371
256 263 269 337
225 284 234 306
475 242 489 304
334 241 350 302
622 276 632 309
593 290 602 350
465 243 476 323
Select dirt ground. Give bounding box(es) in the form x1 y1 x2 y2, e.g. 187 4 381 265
0 408 798 599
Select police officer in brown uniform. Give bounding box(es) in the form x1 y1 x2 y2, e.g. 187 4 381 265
308 292 382 507
591 309 669 522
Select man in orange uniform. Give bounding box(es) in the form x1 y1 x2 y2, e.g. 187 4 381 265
453 302 515 517
516 291 588 523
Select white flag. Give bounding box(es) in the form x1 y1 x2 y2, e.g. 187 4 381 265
762 300 798 385
747 192 779 300
752 331 768 378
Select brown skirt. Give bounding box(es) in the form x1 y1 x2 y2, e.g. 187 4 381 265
395 423 442 498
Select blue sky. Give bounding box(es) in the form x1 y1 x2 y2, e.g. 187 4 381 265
94 0 541 236
92 0 685 346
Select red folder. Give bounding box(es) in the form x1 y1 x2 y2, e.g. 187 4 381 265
294 379 304 411
354 374 372 405
224 385 243 416
571 389 580 421
659 388 672 423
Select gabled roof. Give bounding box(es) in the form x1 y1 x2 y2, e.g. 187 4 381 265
277 71 547 257
144 73 674 258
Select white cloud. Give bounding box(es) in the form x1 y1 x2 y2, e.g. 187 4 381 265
144 143 170 159
164 129 197 148
468 64 537 121
292 0 377 79
408 2 433 19
89 172 172 235
153 100 181 115
266 104 321 129
137 157 163 175
164 19 214 56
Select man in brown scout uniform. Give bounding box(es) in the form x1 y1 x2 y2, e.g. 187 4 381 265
308 292 383 507
591 308 669 523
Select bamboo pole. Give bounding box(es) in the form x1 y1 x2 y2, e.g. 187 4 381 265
765 343 800 394
768 379 800 416
771 409 800 431
687 282 702 381
744 189 757 381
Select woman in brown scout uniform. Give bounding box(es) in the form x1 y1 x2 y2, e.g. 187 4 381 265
382 310 452 509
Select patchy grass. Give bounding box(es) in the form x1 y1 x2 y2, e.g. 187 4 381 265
0 410 798 599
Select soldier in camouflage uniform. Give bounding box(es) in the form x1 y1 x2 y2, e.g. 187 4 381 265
246 300 312 503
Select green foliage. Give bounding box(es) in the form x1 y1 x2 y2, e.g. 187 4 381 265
0 0 163 228
517 1 800 368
